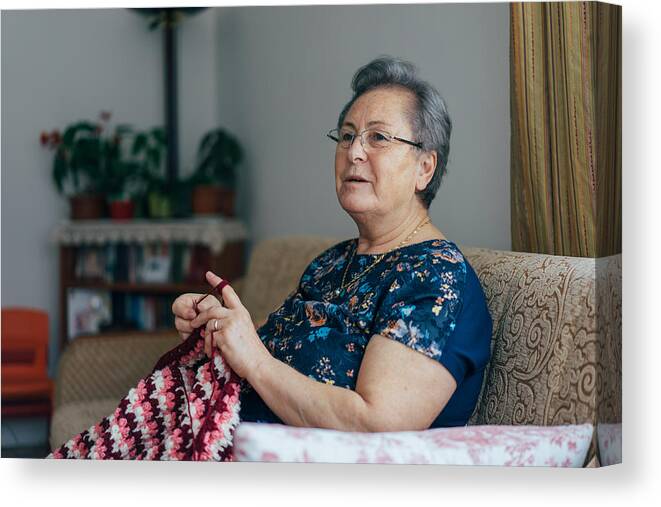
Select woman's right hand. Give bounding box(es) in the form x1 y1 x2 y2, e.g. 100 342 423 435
171 292 223 341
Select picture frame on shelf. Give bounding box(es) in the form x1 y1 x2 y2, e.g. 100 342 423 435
66 288 112 340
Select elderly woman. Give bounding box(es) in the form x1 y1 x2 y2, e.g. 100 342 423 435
173 56 492 432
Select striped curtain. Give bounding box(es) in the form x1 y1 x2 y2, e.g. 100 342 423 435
510 2 621 257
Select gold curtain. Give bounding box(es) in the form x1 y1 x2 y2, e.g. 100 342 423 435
510 2 621 257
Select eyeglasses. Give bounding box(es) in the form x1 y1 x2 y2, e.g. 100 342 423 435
327 128 422 151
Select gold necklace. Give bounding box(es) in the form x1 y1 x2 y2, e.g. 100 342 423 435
332 216 432 298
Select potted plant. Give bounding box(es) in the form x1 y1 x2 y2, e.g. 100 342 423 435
129 127 171 218
103 155 142 220
40 111 123 219
189 128 243 216
95 122 143 220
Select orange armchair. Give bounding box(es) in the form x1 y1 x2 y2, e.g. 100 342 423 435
1 307 54 417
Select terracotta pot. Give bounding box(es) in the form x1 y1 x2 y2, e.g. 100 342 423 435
192 185 235 217
109 199 134 221
69 194 105 220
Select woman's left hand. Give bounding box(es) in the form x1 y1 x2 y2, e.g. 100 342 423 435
190 270 272 380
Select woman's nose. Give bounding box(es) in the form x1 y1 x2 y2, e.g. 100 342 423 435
347 133 368 163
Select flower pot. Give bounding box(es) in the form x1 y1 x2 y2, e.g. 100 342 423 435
109 199 134 221
192 185 235 217
69 194 105 220
148 192 171 219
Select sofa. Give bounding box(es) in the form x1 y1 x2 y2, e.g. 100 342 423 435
50 236 621 466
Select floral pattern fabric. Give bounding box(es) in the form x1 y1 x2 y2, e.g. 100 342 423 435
233 422 593 466
240 238 492 427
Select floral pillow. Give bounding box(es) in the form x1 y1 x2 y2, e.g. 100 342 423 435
233 423 593 466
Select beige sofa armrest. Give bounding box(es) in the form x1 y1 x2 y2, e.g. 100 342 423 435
54 332 180 410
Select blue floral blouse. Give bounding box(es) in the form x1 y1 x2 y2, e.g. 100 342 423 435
240 238 493 428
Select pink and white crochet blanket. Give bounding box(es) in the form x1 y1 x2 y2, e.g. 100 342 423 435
48 332 242 461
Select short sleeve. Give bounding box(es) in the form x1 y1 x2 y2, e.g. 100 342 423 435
373 258 472 384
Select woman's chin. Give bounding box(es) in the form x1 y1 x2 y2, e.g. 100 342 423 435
338 196 373 215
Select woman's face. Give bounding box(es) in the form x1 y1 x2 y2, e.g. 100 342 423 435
334 87 431 220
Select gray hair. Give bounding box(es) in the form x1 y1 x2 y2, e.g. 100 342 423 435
337 56 452 209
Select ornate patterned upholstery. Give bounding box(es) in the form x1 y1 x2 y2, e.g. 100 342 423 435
462 248 621 432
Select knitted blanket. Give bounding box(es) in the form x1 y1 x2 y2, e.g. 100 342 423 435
48 331 242 461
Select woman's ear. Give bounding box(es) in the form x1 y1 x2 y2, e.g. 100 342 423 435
416 151 437 192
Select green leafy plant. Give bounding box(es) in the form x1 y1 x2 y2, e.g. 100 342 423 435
189 128 243 188
127 126 177 218
102 129 142 202
130 127 167 193
40 111 134 198
41 111 131 196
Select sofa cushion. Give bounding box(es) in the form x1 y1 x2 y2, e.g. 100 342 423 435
233 422 593 466
239 236 340 325
50 398 119 451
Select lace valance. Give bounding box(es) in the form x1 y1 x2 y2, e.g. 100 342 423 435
52 218 248 254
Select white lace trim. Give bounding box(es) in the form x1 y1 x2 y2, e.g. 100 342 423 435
52 218 248 253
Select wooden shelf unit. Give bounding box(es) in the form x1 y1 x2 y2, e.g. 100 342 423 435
55 219 247 350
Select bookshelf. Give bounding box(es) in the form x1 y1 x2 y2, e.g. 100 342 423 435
53 218 248 350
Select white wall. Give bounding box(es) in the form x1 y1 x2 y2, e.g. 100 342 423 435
1 8 219 373
215 3 511 250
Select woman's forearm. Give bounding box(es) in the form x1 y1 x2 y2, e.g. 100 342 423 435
246 354 373 431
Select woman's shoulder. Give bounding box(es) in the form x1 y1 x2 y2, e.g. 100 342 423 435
376 238 469 297
421 238 466 264
398 238 467 274
401 239 489 313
